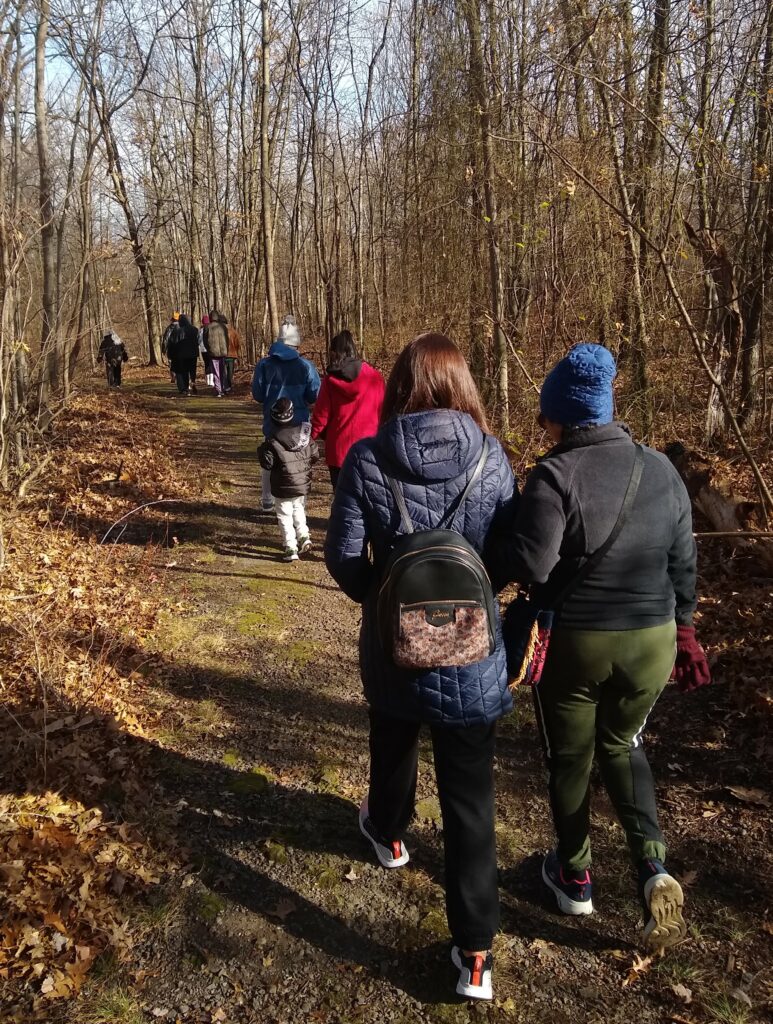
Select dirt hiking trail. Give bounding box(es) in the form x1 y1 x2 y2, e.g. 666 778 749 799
75 376 773 1024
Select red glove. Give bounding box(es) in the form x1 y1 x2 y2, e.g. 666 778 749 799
671 625 711 692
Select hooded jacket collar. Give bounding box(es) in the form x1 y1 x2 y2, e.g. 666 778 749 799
269 341 301 361
274 421 312 451
376 410 483 483
542 421 632 460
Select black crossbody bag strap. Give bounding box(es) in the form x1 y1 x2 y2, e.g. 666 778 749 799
384 436 490 536
552 443 644 610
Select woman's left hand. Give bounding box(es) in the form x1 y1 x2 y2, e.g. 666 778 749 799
671 625 711 693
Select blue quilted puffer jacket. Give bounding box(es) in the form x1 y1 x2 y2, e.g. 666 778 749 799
324 409 518 726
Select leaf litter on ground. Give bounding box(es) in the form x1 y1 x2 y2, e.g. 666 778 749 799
0 388 200 1015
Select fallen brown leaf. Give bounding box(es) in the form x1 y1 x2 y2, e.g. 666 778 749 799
622 953 653 987
726 785 771 808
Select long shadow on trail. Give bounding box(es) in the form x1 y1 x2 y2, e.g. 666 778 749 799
161 563 340 592
3 692 460 1005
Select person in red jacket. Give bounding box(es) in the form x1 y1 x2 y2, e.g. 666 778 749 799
312 331 385 489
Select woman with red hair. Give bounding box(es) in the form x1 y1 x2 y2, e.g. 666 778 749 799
325 333 518 1001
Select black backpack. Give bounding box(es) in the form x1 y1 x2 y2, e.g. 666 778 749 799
376 438 496 670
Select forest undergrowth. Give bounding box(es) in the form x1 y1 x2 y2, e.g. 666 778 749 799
0 366 771 1023
0 381 205 1017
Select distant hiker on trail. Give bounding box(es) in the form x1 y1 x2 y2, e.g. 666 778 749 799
497 343 709 950
205 309 229 397
199 315 213 387
97 330 129 389
162 312 181 383
312 330 385 491
257 397 318 562
252 314 321 512
168 314 199 396
324 333 518 1002
224 320 241 394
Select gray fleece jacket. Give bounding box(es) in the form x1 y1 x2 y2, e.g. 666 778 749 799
502 422 697 630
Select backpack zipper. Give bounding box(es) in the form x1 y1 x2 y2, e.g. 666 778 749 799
379 547 492 597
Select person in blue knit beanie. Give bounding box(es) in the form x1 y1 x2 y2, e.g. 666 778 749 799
539 342 617 427
499 341 711 952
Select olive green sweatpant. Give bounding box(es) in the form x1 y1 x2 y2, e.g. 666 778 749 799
532 621 676 872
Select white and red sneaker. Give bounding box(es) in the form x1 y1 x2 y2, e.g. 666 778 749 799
358 799 409 868
451 946 493 1001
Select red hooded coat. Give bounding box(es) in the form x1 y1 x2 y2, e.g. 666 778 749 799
311 359 385 468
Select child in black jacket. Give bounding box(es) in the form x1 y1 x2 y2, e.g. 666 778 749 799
258 398 319 561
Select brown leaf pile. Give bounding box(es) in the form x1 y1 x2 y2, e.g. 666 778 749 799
46 390 197 535
0 387 198 1014
0 793 161 1009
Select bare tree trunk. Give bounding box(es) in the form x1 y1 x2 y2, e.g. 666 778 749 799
100 114 162 363
461 0 508 427
35 0 58 397
739 3 773 428
260 0 280 341
630 0 671 438
69 90 97 385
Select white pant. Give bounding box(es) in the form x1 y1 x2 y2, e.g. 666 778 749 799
276 496 308 552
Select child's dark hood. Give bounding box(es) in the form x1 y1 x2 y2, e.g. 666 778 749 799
327 357 362 382
274 421 312 452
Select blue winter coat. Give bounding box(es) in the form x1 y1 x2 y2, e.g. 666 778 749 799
251 342 321 435
324 410 518 727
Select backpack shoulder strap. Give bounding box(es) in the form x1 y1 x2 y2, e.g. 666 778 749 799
553 443 644 609
437 436 490 530
385 474 414 534
382 435 490 537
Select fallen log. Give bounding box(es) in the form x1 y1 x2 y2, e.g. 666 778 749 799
665 442 773 576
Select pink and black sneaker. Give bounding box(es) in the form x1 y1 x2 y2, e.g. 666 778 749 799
542 850 594 915
358 799 409 868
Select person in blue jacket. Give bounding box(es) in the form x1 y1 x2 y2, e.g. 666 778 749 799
252 314 321 511
324 333 518 1002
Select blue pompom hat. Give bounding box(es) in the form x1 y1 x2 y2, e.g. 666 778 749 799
540 343 617 426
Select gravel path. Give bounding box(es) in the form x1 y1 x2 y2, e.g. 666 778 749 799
85 374 773 1024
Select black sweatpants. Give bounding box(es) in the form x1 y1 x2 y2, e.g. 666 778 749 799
368 709 499 951
175 358 197 393
106 362 122 387
328 466 341 490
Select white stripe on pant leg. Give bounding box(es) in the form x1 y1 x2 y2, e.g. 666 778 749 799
631 707 653 749
533 679 551 760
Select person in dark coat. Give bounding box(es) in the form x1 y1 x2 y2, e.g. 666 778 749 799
324 333 518 1002
312 330 385 490
498 343 710 950
205 309 230 397
168 314 199 395
97 330 128 388
162 312 180 383
258 398 319 561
